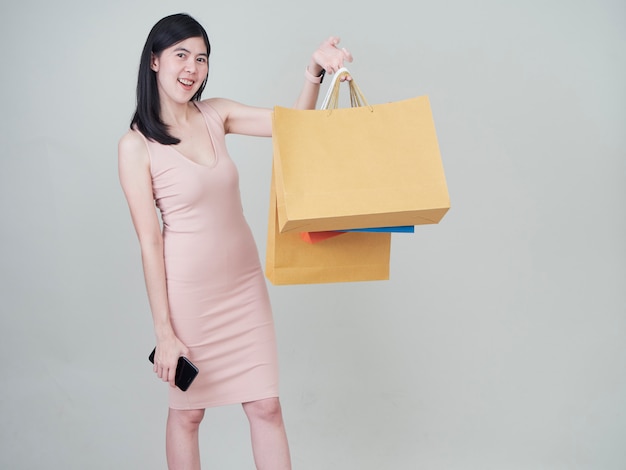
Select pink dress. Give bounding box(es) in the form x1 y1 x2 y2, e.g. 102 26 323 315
140 100 279 409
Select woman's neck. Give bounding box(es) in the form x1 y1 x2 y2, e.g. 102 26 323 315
160 100 195 128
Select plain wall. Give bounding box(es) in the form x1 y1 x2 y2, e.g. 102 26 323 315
0 0 624 468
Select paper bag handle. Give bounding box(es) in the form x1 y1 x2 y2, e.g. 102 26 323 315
319 67 370 111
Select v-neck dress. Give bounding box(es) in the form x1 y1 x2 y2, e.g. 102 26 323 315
139 100 279 409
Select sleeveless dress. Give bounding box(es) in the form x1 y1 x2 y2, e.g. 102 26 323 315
140 100 279 409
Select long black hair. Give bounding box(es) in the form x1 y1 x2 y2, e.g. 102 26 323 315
131 13 211 145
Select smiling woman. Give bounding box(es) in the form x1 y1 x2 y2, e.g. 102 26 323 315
152 40 208 103
132 14 212 146
117 12 352 470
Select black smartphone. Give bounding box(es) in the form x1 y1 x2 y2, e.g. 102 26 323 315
149 347 199 392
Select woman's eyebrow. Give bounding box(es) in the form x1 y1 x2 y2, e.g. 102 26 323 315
174 47 208 57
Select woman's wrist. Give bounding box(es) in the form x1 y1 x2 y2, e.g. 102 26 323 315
154 321 175 341
305 65 326 84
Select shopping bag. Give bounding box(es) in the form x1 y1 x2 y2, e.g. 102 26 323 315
272 68 450 233
300 226 415 244
265 167 391 285
344 226 415 233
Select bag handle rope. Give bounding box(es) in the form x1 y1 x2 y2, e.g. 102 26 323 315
319 67 372 112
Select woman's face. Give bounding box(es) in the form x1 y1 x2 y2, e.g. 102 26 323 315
151 36 209 105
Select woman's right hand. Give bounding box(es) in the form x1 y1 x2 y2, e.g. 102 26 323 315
311 36 353 77
153 335 190 387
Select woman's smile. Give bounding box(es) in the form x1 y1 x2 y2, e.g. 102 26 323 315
178 78 195 90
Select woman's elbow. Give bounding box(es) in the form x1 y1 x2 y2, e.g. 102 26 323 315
138 234 163 255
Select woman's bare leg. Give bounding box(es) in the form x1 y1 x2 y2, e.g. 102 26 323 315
242 398 291 470
166 408 205 470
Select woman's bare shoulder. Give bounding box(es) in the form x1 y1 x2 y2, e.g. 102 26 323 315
118 129 149 163
199 97 232 120
119 129 145 151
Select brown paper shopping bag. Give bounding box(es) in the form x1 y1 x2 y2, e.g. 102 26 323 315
265 168 391 285
272 69 450 233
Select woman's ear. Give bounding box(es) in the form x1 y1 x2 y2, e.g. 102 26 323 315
151 53 159 72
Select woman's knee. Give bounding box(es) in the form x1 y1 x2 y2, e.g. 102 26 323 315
243 397 284 424
168 408 205 431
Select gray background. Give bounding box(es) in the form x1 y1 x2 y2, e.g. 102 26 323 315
1 0 624 469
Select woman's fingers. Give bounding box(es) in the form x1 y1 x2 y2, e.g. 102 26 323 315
341 47 353 63
155 355 178 385
153 337 189 386
167 366 176 387
314 36 353 74
155 364 176 387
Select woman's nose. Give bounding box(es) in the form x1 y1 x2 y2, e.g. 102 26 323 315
185 59 197 73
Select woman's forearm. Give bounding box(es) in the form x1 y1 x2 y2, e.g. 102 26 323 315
140 239 175 341
293 61 325 110
293 36 352 110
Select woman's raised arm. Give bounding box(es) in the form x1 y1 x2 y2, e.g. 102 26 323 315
209 36 353 137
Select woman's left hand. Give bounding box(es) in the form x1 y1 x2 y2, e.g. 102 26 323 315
311 36 353 78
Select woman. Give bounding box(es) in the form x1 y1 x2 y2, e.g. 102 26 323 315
118 13 352 470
